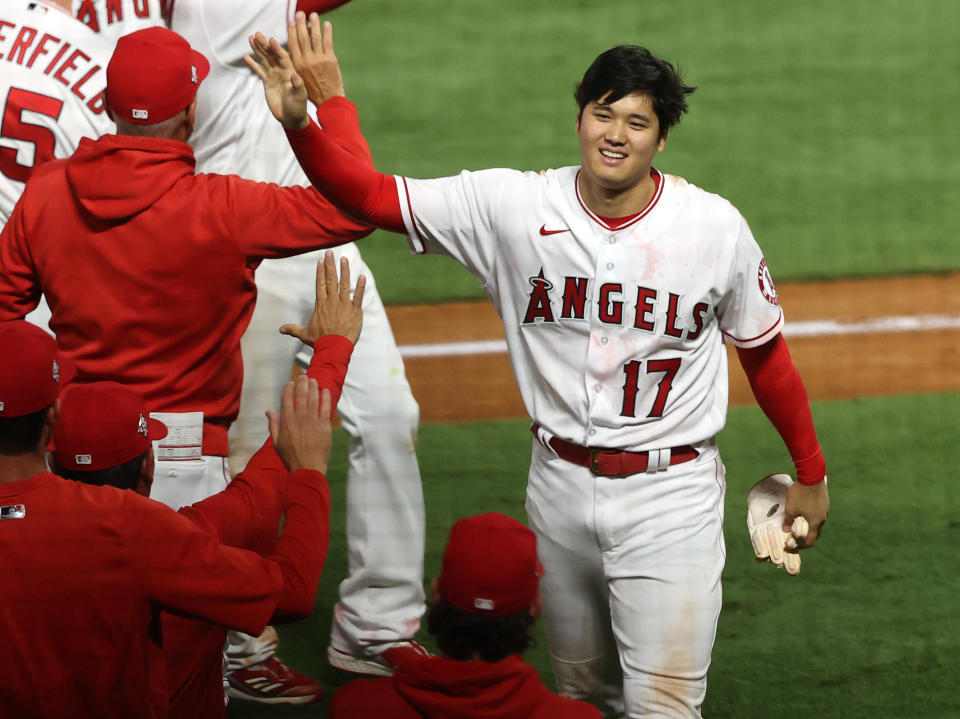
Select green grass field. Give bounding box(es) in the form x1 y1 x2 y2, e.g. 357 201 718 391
228 393 960 718
228 1 959 716
317 0 959 303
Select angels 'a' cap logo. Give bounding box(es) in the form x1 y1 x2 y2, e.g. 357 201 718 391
758 258 779 306
138 413 148 437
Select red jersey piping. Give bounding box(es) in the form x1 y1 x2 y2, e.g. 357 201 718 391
575 167 664 231
401 176 427 253
721 313 783 345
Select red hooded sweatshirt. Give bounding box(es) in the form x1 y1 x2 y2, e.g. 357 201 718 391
0 98 372 455
330 650 602 719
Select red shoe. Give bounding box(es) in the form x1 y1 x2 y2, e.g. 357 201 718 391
226 656 323 705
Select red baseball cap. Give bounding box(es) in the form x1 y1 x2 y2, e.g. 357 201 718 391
106 27 210 125
54 382 168 472
0 321 75 418
438 513 543 616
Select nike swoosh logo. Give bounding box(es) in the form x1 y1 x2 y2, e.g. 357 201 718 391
539 225 569 236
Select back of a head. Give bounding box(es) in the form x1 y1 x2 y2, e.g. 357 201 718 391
428 512 543 662
106 26 210 137
51 382 167 491
0 322 74 456
575 45 697 138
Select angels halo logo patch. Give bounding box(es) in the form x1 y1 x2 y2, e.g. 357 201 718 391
757 258 779 306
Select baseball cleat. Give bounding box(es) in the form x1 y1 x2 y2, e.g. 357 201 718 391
327 641 430 677
226 656 323 704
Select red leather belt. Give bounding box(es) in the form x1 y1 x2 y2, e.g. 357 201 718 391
531 423 698 478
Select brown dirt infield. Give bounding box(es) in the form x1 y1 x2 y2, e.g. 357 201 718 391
385 273 960 423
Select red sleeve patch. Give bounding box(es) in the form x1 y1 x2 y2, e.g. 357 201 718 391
758 258 779 306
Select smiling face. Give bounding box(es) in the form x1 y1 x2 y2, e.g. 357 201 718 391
576 92 666 208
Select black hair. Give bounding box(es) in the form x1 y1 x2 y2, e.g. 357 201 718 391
52 452 147 492
575 45 697 139
426 597 535 663
0 406 51 455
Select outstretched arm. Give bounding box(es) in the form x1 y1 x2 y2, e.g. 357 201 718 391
246 15 405 233
296 0 354 14
737 334 829 547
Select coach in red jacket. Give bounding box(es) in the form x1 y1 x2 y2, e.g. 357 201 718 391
0 26 372 508
0 318 331 719
42 253 364 718
330 512 602 719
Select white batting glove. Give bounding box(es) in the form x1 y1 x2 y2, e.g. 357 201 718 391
746 473 802 576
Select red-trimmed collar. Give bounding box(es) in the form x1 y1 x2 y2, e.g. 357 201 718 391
575 167 664 231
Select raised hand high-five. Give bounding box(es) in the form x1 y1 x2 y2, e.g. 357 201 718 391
287 12 345 107
244 31 308 130
280 250 365 347
268 374 333 474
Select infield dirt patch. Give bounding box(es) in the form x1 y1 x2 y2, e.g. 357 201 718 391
386 273 960 423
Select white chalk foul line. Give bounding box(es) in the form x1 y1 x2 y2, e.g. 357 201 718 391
400 339 507 358
784 314 960 337
397 314 960 359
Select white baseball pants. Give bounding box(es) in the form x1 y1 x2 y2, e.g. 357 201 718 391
149 454 231 510
231 245 426 658
525 439 725 719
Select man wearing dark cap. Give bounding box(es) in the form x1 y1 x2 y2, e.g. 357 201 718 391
0 25 373 510
0 317 336 718
329 512 602 719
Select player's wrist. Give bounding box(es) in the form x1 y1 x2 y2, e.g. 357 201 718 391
284 117 316 140
282 113 310 131
794 447 826 485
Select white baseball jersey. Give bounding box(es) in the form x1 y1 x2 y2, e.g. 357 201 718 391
169 0 307 184
72 0 167 39
0 0 115 224
397 167 784 450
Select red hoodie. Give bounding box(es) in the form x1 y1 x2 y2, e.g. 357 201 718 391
330 650 602 719
0 98 372 455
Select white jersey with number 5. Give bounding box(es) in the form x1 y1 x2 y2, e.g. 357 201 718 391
0 0 115 224
397 167 784 450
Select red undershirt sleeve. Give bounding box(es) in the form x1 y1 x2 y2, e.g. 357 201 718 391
262 335 354 619
267 468 331 621
736 333 826 485
295 0 354 14
314 96 373 166
286 115 406 234
306 334 354 414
